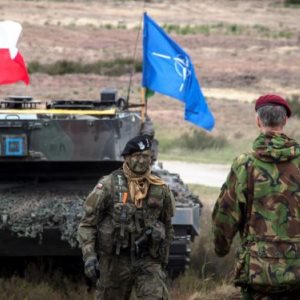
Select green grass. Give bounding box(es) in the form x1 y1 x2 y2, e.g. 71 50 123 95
0 184 239 300
287 95 300 118
284 0 300 6
28 58 142 76
162 22 294 39
170 186 240 299
179 130 228 150
102 23 127 30
157 129 229 156
157 136 252 164
188 184 221 202
0 276 93 300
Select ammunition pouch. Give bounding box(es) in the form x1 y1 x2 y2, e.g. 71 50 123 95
151 221 166 242
110 171 167 260
112 202 136 254
135 221 166 259
134 227 152 256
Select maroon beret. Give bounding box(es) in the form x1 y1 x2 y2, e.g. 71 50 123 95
255 94 291 118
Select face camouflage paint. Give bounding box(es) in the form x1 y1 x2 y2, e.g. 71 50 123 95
125 150 152 174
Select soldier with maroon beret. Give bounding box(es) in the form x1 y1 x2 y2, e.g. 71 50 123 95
212 94 300 299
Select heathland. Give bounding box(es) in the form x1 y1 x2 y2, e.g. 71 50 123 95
0 0 300 299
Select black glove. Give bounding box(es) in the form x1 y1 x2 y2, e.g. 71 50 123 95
84 256 100 282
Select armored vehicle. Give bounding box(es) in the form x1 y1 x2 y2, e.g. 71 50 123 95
0 89 201 276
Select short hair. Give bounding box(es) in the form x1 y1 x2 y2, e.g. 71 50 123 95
257 105 287 127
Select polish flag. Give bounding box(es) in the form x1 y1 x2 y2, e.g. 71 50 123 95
0 20 30 85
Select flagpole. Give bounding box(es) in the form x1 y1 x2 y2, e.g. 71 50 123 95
142 13 215 130
140 87 146 123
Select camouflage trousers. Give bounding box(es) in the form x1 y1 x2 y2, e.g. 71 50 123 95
95 254 168 300
241 287 300 300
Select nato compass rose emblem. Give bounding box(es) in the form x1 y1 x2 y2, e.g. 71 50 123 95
152 52 191 92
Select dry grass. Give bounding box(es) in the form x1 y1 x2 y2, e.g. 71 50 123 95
0 276 93 300
0 185 241 300
188 283 241 300
1 0 299 298
169 185 241 300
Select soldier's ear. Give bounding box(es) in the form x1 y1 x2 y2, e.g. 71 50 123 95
282 116 287 127
255 114 262 129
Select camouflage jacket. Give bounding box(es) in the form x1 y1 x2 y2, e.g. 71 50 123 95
212 133 300 290
78 169 175 264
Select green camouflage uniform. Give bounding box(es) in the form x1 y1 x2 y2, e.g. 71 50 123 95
78 169 175 300
212 133 300 300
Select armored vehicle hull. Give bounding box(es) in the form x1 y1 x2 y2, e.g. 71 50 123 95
0 92 201 276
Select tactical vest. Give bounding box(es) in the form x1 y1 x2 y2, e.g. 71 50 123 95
235 155 300 292
97 169 166 260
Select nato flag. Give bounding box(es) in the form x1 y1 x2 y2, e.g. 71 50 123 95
142 13 215 130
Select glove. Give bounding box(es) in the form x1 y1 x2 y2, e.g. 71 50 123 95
84 256 100 281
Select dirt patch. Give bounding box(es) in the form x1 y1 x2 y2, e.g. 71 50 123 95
1 0 300 141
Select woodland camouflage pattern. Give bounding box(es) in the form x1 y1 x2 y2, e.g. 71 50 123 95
212 133 300 295
78 168 174 300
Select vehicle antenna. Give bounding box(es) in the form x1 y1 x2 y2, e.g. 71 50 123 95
125 0 147 107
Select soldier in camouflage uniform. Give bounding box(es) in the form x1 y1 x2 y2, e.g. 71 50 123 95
212 94 300 300
78 135 175 300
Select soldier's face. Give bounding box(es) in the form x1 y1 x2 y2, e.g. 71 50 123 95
126 150 152 174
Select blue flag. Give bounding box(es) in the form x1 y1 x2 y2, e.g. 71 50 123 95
142 13 215 130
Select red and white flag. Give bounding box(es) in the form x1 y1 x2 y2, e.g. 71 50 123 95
0 20 30 85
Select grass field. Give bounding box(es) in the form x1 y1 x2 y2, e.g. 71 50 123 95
1 0 300 298
0 185 241 300
156 110 300 164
